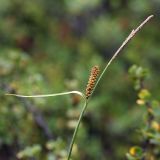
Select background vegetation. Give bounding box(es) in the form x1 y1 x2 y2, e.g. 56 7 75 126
0 0 160 160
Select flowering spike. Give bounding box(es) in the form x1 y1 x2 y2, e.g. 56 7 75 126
85 65 100 99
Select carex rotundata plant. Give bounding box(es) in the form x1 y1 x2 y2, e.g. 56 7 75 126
6 15 154 160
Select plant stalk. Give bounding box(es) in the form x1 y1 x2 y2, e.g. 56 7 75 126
67 15 154 160
67 100 88 160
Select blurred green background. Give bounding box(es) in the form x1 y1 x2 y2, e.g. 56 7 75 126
0 0 159 160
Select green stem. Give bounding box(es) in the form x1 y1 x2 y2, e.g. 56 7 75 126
67 100 88 160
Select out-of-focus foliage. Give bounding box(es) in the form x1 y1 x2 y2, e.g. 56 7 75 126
127 65 160 160
0 0 159 160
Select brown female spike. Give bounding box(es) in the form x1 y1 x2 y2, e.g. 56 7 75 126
85 65 100 99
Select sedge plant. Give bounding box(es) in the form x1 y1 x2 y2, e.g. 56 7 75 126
6 15 154 160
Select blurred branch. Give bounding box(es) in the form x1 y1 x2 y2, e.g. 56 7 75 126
20 97 54 140
2 83 54 141
139 80 154 160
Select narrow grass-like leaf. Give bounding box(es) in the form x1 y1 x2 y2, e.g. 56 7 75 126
6 91 85 99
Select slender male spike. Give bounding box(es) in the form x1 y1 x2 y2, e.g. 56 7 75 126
85 65 100 99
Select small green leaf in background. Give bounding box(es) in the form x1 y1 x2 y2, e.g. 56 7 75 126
17 144 41 159
126 146 144 160
138 89 151 100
